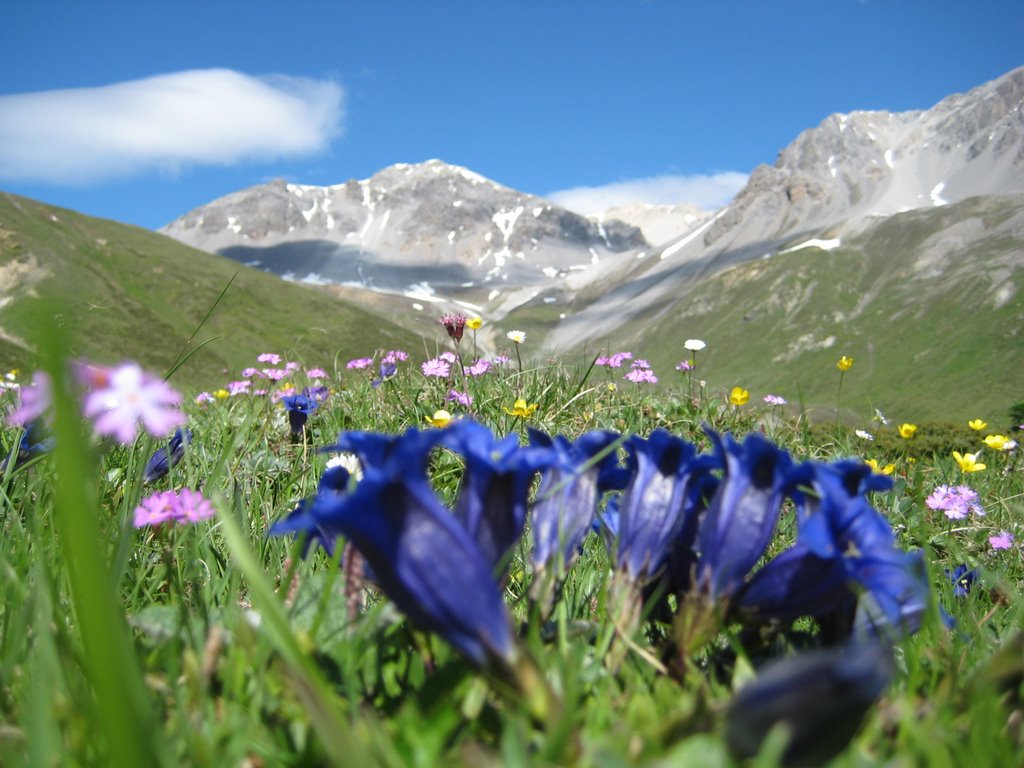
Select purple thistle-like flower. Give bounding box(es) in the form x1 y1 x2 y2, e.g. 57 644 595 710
81 362 185 445
440 313 468 341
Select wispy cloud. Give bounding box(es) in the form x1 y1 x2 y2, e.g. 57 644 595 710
0 69 344 184
546 172 748 215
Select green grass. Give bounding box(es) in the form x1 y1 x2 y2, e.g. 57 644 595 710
0 193 424 392
537 195 1024 424
0 314 1021 766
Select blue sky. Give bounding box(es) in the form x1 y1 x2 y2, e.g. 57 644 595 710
1 1 1021 230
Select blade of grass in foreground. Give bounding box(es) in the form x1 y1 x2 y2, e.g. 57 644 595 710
215 500 387 768
40 318 167 767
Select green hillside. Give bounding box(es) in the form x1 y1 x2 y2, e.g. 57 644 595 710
548 195 1024 425
0 193 425 390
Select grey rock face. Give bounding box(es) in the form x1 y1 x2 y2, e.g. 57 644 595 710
160 159 647 301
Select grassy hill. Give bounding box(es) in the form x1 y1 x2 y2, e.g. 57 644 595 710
0 193 425 390
518 195 1024 425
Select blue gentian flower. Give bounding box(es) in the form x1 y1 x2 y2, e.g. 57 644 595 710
371 361 398 388
615 429 718 583
6 419 55 471
737 460 929 639
281 393 319 434
528 429 623 573
695 430 794 601
439 420 554 574
143 427 191 483
270 460 354 557
725 640 893 766
946 564 978 598
273 425 517 667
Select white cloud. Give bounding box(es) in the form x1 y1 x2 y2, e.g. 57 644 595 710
0 69 344 184
546 172 748 215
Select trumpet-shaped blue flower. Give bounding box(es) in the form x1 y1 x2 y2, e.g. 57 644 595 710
143 427 191 483
270 460 355 557
615 429 718 583
528 429 623 573
281 393 319 435
696 431 794 600
6 419 55 471
439 420 554 573
273 426 516 667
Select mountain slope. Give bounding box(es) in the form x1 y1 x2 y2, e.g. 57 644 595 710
574 194 1024 423
0 193 423 389
545 65 1024 351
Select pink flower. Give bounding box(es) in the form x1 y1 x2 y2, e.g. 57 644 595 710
383 350 409 363
227 380 251 396
306 368 328 379
446 389 473 407
257 353 281 364
421 358 451 378
262 368 289 381
624 367 658 384
133 488 215 528
466 359 492 377
194 392 214 405
492 355 510 365
285 361 301 371
675 360 693 371
81 362 185 445
241 367 261 378
989 531 1014 550
346 358 373 370
925 485 984 520
7 370 52 426
438 351 458 363
763 394 787 406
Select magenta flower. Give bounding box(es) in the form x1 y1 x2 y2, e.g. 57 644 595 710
447 389 473 407
257 353 281 364
421 358 451 378
133 488 215 528
81 362 185 445
227 380 251 396
262 368 289 381
306 368 328 379
346 357 373 370
7 370 52 426
383 350 409 363
467 359 492 377
989 531 1014 550
241 367 261 378
439 351 458 363
925 485 984 520
439 313 468 341
675 360 694 371
624 367 658 384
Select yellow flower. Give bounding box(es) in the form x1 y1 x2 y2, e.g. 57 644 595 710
504 398 538 418
606 383 617 392
467 316 483 330
728 386 749 406
897 423 917 439
865 459 895 476
426 409 452 428
952 451 986 473
213 389 230 400
836 356 853 372
968 419 988 431
983 434 1011 451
